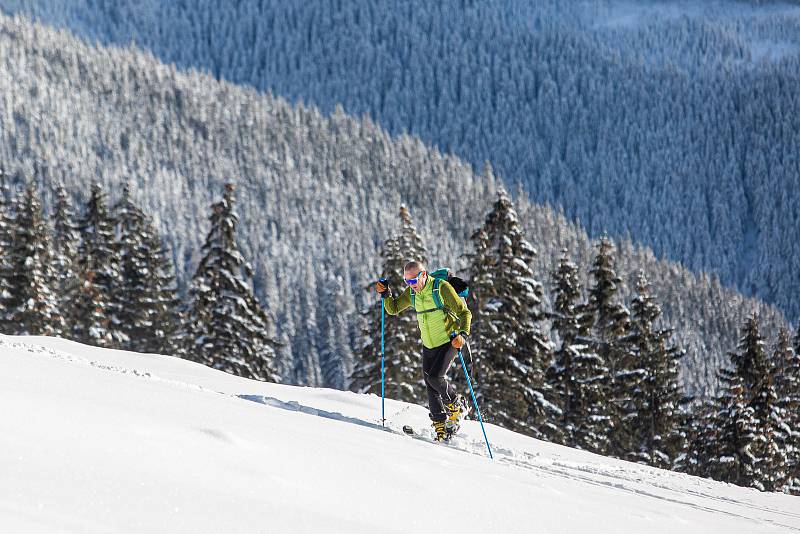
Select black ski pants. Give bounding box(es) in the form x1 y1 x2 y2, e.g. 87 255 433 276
422 341 459 423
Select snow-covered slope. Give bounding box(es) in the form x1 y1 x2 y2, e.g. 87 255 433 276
2 335 798 533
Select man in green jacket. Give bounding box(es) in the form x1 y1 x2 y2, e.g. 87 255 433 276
375 261 472 441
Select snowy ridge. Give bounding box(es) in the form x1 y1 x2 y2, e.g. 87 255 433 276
1 335 798 533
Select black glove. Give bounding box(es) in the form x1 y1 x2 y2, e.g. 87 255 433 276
375 279 391 298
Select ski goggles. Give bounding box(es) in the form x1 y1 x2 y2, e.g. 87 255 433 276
404 271 425 285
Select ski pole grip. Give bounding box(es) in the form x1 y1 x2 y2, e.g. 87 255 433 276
378 278 388 299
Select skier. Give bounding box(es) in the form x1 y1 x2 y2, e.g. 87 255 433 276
376 261 472 441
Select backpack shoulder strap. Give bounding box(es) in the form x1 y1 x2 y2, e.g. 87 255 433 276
432 277 444 310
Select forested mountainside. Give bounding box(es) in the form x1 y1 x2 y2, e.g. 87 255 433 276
2 0 798 323
0 14 789 396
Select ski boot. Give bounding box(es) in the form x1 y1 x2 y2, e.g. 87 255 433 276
431 420 448 442
444 394 468 435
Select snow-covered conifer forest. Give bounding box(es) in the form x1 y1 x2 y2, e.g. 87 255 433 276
2 0 798 323
0 10 790 394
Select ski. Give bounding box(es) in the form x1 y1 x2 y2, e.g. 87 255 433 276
402 424 460 443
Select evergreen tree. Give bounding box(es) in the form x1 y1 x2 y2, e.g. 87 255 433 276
749 383 789 493
390 205 429 398
771 328 800 494
2 183 63 335
184 183 279 382
584 236 633 457
350 208 427 403
291 261 321 385
626 271 686 469
349 236 407 400
398 204 429 265
708 315 787 491
468 187 556 439
547 250 605 449
318 313 351 390
74 183 125 348
113 183 183 356
705 372 757 486
730 314 772 394
51 183 81 336
0 170 15 331
316 271 356 389
739 316 788 492
787 328 800 493
681 400 715 478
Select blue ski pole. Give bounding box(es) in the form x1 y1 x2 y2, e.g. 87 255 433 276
379 278 387 426
457 347 493 459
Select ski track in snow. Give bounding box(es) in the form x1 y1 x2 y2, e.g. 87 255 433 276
0 337 213 394
242 394 800 532
5 336 799 533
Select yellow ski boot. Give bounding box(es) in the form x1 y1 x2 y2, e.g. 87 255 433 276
431 420 447 442
445 394 467 435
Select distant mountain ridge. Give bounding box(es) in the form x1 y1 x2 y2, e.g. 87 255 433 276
1 0 798 323
0 13 790 396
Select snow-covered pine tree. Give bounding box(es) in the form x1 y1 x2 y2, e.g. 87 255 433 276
745 330 789 493
0 169 15 330
794 329 800 362
2 183 63 335
771 328 800 494
584 236 634 457
791 327 800 491
709 314 787 491
547 249 607 450
316 273 356 389
349 236 410 399
467 187 556 439
184 183 279 382
271 315 295 384
350 206 428 403
730 314 772 394
51 183 81 335
705 370 757 487
398 204 428 265
74 183 125 348
390 204 429 399
112 183 183 356
681 400 716 478
626 271 686 469
290 260 321 385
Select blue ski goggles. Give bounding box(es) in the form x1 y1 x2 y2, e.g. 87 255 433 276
404 271 425 285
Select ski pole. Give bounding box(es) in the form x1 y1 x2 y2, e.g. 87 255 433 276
379 278 387 426
458 347 493 459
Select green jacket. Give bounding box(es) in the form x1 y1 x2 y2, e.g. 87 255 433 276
383 278 472 349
